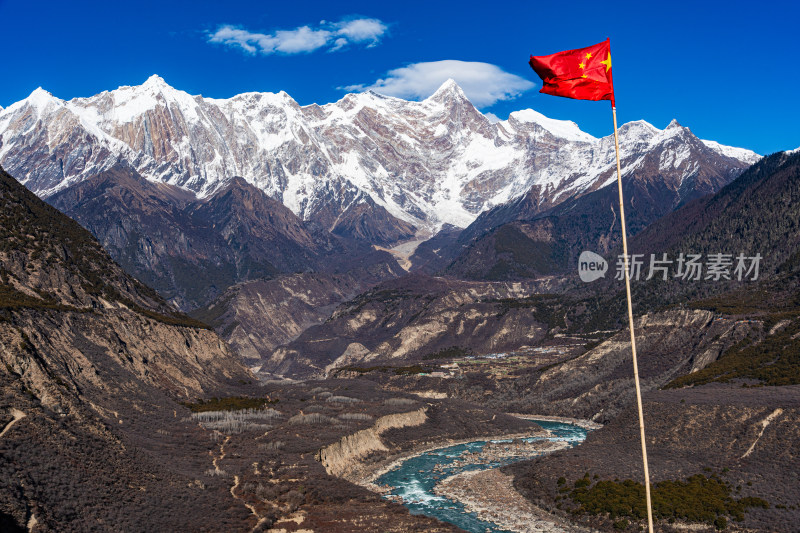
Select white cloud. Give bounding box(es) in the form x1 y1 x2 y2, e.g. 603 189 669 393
271 26 331 53
334 18 386 45
208 17 388 55
344 60 535 108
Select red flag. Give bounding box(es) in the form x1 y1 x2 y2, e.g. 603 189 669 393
529 39 615 106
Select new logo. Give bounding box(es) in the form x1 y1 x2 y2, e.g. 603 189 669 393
578 251 608 282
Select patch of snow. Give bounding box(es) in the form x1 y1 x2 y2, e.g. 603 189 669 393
660 142 691 171
701 139 761 163
506 109 596 143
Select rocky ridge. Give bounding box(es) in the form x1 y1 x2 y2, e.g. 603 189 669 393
190 272 389 368
260 275 562 378
47 164 403 309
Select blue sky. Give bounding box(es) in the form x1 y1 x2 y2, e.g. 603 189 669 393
1 0 798 154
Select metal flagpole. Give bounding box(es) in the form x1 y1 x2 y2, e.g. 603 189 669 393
611 104 654 533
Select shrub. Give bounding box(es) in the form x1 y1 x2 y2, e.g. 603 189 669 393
258 441 285 451
338 413 373 421
325 396 361 404
423 346 470 360
182 396 278 412
567 473 770 526
287 413 338 425
191 408 282 434
384 398 416 407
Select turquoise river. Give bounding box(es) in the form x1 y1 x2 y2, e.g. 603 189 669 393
376 420 588 533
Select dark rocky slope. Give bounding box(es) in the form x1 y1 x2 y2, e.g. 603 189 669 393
48 164 402 309
191 273 378 367
0 165 255 530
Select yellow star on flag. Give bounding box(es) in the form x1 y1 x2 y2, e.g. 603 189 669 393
601 53 612 71
578 61 585 69
585 52 592 59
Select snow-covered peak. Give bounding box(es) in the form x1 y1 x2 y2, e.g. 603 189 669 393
362 89 391 100
666 118 684 130
0 87 63 120
506 109 596 143
142 74 169 89
131 75 195 102
428 78 468 101
618 119 658 135
619 118 694 147
0 76 764 236
26 87 61 112
613 119 760 168
211 89 298 111
99 75 202 123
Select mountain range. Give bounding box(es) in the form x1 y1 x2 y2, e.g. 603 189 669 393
0 76 763 313
0 76 758 246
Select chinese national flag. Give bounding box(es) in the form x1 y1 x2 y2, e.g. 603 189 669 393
529 39 615 106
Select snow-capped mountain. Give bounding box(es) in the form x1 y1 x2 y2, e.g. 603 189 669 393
0 75 760 239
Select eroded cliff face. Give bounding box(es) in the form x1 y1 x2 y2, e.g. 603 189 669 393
515 309 752 421
317 407 428 479
261 276 563 378
0 165 251 406
192 272 386 368
1 307 247 411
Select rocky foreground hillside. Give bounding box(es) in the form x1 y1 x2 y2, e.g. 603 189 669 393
0 164 250 399
0 165 255 530
508 385 800 532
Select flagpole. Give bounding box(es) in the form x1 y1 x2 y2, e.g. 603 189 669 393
612 104 654 533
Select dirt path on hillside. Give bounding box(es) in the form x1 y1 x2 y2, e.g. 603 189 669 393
0 408 25 439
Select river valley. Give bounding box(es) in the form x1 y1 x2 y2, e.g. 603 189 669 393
375 420 589 533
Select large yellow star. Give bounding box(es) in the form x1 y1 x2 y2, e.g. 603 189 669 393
601 53 612 71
